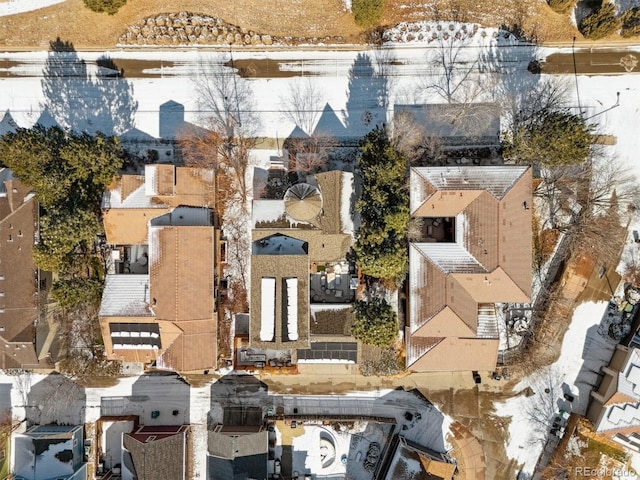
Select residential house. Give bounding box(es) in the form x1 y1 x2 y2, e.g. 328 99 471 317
382 436 456 480
248 170 359 365
13 424 87 480
99 164 219 372
393 103 501 149
0 169 53 369
587 344 640 450
121 424 190 480
407 166 532 371
207 427 268 480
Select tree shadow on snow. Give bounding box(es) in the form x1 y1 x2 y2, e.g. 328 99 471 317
41 37 138 136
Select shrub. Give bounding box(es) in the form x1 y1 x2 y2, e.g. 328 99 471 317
352 0 385 28
502 109 594 167
548 0 575 14
621 7 640 37
578 3 620 40
351 298 398 347
83 0 126 15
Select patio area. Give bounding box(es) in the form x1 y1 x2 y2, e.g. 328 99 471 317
420 217 455 243
310 261 356 304
107 245 149 274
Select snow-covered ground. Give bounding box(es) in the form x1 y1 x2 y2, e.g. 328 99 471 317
1 27 640 480
0 0 65 17
495 301 616 475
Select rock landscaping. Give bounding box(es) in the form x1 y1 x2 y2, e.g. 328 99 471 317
119 11 346 47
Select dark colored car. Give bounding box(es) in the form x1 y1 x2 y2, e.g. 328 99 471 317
472 371 482 384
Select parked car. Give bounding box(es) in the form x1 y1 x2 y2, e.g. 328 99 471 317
472 371 482 384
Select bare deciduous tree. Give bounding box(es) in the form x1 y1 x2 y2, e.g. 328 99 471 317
502 77 571 135
391 110 425 161
421 25 496 106
284 132 337 177
5 368 32 409
621 247 640 286
522 366 564 446
192 57 260 204
280 78 324 135
177 128 223 171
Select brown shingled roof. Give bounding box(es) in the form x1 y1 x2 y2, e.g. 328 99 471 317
315 171 342 234
0 172 47 369
408 166 532 371
121 175 145 202
250 253 310 350
409 337 499 371
102 166 215 246
150 224 217 372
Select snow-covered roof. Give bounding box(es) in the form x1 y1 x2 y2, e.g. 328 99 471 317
99 274 152 317
14 425 83 480
260 277 276 342
412 166 529 199
286 277 299 341
0 168 18 195
252 233 309 256
412 243 485 274
252 199 287 227
340 172 354 234
150 206 212 227
597 349 640 432
394 103 500 140
477 304 499 339
102 183 164 209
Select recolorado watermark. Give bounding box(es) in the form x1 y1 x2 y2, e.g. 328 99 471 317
574 466 637 477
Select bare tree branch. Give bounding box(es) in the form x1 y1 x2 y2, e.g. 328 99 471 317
279 78 324 135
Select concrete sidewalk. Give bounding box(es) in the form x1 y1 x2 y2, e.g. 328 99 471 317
257 364 509 395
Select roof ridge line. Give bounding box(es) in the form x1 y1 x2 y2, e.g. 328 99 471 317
494 166 529 200
492 266 531 302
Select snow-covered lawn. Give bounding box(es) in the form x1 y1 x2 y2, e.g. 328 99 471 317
0 0 65 17
495 301 616 475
